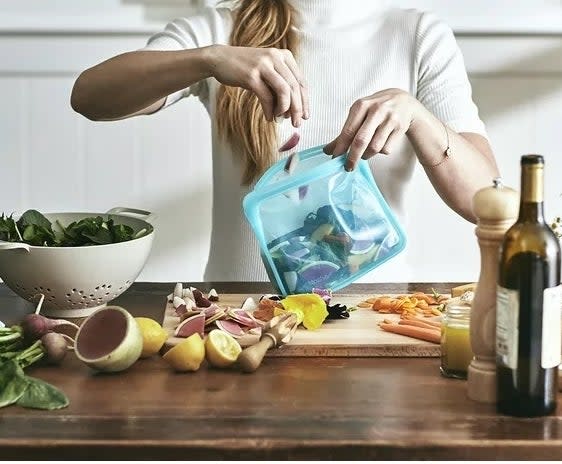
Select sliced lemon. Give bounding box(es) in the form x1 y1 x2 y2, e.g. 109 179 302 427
205 329 242 368
135 317 168 358
162 333 205 372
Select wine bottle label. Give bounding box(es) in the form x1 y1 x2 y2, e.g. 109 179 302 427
541 285 562 369
496 285 519 369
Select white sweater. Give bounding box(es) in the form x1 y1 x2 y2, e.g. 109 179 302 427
144 0 486 283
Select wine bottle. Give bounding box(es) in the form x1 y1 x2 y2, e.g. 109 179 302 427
496 154 561 417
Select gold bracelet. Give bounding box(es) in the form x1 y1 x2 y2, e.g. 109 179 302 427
420 121 451 168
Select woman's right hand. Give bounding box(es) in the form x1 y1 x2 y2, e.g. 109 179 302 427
206 44 309 127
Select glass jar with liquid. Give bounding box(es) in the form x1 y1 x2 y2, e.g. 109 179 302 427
440 303 473 379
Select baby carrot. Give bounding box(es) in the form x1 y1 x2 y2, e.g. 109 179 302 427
379 323 441 344
399 319 442 332
402 315 441 329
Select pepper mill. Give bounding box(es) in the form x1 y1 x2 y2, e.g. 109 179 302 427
467 178 519 403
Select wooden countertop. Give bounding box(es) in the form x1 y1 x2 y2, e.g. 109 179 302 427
1 281 562 460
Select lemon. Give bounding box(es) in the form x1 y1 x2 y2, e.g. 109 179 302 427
162 333 205 372
135 317 169 358
205 329 242 368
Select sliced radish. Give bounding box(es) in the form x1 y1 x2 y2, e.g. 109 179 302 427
174 313 205 338
173 283 183 299
203 304 222 318
193 289 212 308
174 304 187 317
215 320 246 338
207 288 219 302
240 297 257 312
280 132 300 153
227 309 260 328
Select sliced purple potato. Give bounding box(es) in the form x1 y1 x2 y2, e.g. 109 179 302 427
216 319 246 338
298 261 340 289
174 313 205 338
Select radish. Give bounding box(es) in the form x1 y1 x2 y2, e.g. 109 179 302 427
21 313 79 342
40 332 69 365
20 293 79 342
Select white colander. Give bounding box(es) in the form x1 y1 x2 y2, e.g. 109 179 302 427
0 207 155 318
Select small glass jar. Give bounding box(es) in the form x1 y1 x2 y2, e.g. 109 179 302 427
440 302 473 379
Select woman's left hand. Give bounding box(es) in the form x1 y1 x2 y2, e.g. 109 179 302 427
323 88 422 171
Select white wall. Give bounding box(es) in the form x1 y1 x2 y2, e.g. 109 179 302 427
1 1 561 283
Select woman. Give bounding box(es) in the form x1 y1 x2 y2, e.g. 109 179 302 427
71 0 499 283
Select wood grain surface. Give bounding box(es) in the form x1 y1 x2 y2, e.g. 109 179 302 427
163 293 442 357
7 282 562 460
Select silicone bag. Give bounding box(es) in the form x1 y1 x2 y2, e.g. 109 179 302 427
243 145 406 295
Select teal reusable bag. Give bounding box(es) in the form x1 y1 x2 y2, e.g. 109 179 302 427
243 145 407 295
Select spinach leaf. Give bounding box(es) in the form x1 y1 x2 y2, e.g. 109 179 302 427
0 360 28 408
2 209 141 247
16 209 56 246
17 209 53 231
0 213 20 242
17 376 69 410
111 223 135 243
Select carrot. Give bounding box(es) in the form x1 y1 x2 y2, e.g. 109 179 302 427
402 315 442 329
357 302 373 308
373 297 394 311
379 323 441 344
399 319 442 331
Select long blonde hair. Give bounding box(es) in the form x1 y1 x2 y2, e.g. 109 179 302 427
216 0 299 185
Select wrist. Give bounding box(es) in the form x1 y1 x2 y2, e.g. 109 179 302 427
199 44 225 79
407 97 427 134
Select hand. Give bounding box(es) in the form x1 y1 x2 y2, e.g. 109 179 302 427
323 89 422 171
207 44 309 127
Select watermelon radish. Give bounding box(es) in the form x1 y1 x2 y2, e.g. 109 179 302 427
216 320 246 338
174 313 205 338
227 309 260 328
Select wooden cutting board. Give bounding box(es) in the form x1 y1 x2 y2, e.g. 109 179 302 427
163 293 441 357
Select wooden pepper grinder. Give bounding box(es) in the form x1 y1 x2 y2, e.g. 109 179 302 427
467 177 519 403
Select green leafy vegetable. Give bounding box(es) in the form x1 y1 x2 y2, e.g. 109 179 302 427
0 361 28 408
0 209 144 247
17 376 69 410
0 213 20 242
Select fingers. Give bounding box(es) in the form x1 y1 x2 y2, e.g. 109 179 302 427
325 93 411 171
249 77 276 122
273 60 303 127
251 49 307 128
325 100 370 160
261 66 292 120
345 112 387 171
282 50 310 120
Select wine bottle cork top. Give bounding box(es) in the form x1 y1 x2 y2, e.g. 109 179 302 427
472 177 519 222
